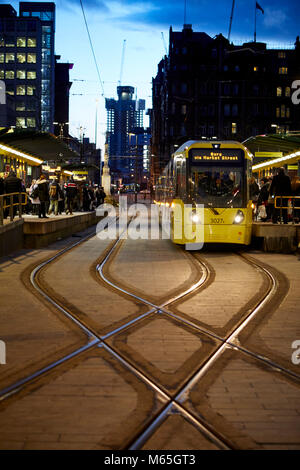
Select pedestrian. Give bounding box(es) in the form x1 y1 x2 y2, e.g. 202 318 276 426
87 185 95 210
257 177 270 222
95 186 106 206
57 181 65 215
48 177 60 216
3 170 22 219
0 177 4 196
29 179 40 215
269 167 292 224
35 174 49 219
291 176 300 223
64 178 77 215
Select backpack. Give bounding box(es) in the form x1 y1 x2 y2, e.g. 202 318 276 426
49 184 57 198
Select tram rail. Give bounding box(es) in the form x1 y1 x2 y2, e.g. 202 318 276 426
0 222 298 449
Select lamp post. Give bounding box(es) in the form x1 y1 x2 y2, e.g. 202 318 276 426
53 122 69 139
129 132 138 203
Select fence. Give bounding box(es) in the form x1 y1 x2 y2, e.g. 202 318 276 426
0 192 28 226
274 196 300 224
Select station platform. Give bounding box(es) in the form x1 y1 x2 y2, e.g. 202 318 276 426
252 221 300 253
0 211 101 256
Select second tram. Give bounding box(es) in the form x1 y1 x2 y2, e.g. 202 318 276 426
155 140 253 246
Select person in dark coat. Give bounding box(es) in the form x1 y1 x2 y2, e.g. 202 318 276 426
36 174 49 218
269 167 292 224
48 177 60 216
0 177 4 196
3 170 22 218
64 178 77 215
257 177 270 221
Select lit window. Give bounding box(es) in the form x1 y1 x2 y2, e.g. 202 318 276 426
27 38 37 48
286 107 290 118
16 101 26 111
279 67 288 74
5 37 15 47
232 122 237 134
253 66 258 72
17 37 26 47
27 70 36 79
6 53 15 63
17 70 26 79
17 53 26 63
278 51 286 58
181 104 187 115
0 70 4 79
0 37 4 47
276 87 282 97
276 107 280 118
5 70 14 79
27 117 36 128
285 87 291 97
16 85 26 95
0 54 4 63
27 53 36 64
16 117 26 128
281 104 286 117
27 85 36 96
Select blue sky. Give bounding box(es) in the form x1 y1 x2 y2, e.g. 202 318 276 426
10 0 300 154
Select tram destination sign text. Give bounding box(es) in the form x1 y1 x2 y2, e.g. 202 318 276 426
190 148 243 163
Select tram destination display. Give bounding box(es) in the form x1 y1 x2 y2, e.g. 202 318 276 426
190 148 243 164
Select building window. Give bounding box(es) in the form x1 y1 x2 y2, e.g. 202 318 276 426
27 70 36 79
231 122 237 134
16 117 26 127
6 53 15 63
235 65 240 72
27 53 36 64
0 70 4 79
17 53 26 63
223 84 230 95
232 104 238 116
181 104 187 115
181 83 187 94
6 85 14 95
5 36 15 47
276 86 282 97
27 117 36 127
16 101 26 111
27 37 37 48
279 67 288 74
16 85 26 95
223 65 228 72
17 70 26 79
5 70 14 79
285 87 291 97
17 21 26 32
27 85 36 96
253 66 258 72
276 107 280 118
17 37 26 47
224 104 230 116
0 54 4 63
278 51 286 58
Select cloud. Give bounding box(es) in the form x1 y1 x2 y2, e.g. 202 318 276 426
263 7 287 28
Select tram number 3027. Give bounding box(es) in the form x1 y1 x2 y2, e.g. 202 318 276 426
210 218 224 224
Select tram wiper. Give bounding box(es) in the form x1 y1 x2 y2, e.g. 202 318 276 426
208 207 219 215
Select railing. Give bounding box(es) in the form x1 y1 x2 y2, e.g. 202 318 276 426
0 192 28 226
274 196 300 224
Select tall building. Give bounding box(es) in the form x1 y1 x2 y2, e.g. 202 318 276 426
0 2 55 132
106 85 148 185
19 2 55 133
54 55 73 138
152 25 300 175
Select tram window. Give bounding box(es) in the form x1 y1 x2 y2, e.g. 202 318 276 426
190 166 244 208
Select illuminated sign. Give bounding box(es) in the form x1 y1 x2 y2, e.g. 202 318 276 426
190 148 243 163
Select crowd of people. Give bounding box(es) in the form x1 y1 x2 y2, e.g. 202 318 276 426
250 167 300 224
0 171 106 219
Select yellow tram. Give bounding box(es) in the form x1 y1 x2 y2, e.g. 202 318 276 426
155 140 253 247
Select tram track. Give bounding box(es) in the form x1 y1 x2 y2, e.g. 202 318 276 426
0 222 299 450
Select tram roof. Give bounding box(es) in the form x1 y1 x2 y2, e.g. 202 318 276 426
173 140 249 156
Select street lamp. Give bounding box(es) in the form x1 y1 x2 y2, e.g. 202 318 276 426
129 132 138 203
53 122 69 139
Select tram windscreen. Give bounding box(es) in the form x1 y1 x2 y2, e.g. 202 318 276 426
189 148 245 207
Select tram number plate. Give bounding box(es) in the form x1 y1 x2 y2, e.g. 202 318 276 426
210 218 224 224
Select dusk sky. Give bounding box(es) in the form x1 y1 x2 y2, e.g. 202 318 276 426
9 0 300 155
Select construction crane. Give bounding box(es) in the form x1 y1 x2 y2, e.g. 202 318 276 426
118 39 126 87
161 32 168 55
228 0 235 43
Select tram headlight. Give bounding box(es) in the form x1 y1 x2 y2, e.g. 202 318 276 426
233 210 244 224
190 211 201 223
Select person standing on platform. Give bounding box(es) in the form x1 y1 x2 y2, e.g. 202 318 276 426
4 170 22 219
269 167 292 224
65 178 77 215
36 174 49 219
48 177 60 216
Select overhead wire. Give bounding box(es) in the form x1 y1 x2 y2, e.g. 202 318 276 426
79 0 105 97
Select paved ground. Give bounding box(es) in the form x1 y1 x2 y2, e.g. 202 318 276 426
0 215 299 450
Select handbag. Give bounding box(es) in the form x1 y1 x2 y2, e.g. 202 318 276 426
258 204 267 219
